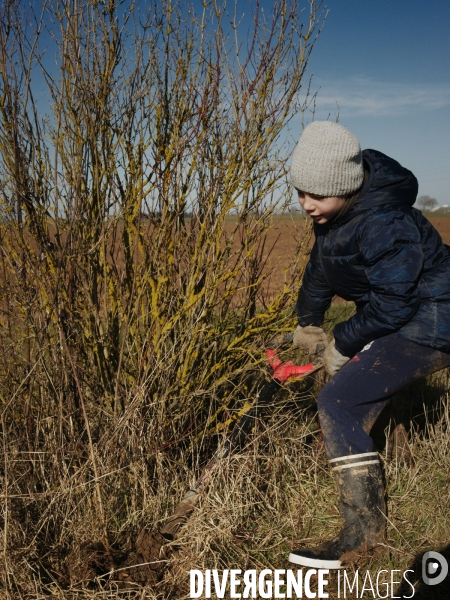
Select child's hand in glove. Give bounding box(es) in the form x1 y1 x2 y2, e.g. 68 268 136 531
293 325 328 357
323 339 350 376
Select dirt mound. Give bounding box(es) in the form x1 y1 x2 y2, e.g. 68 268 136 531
118 530 169 586
63 541 115 586
63 530 170 589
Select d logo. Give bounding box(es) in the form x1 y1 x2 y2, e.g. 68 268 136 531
422 551 448 586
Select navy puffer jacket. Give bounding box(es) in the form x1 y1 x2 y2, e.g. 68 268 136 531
296 149 450 357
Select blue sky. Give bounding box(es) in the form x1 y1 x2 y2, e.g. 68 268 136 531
296 0 450 204
26 0 449 205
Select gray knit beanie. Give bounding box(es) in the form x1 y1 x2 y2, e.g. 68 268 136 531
290 121 364 196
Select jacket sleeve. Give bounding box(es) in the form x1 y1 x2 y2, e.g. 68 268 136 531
333 209 424 357
296 240 334 327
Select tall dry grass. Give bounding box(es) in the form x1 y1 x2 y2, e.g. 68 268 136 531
160 370 450 600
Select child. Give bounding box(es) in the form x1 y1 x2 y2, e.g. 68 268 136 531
287 121 450 569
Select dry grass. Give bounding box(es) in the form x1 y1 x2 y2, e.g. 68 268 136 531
1 304 449 598
150 379 450 600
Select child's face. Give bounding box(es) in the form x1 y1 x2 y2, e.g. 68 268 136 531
297 190 346 224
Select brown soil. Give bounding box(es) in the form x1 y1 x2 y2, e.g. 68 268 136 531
233 216 311 298
428 216 450 244
257 215 450 298
386 422 414 467
63 540 115 587
118 530 169 586
62 531 172 589
2 215 447 307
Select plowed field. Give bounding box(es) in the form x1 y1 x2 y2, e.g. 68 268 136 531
258 215 450 298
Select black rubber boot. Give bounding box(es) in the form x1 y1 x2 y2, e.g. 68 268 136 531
289 453 386 569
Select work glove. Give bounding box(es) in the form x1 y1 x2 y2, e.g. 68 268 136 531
292 325 328 357
323 339 350 376
267 331 294 350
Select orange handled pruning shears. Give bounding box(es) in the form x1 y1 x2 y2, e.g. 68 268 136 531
266 347 322 383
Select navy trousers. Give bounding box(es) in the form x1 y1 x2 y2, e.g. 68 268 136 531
318 333 450 460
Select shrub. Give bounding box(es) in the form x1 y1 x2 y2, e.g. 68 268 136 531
0 0 325 593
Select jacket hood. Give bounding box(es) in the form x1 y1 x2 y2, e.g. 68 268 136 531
335 149 418 226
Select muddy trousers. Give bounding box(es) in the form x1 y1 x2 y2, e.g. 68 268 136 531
318 332 450 461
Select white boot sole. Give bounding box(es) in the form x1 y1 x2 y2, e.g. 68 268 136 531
288 552 342 570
